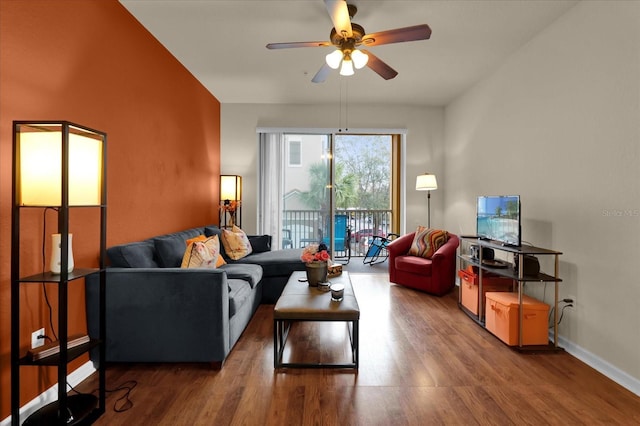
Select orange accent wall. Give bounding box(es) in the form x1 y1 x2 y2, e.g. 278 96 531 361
0 0 221 419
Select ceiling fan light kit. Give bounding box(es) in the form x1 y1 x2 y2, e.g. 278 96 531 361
339 57 354 76
351 49 368 69
326 49 343 69
266 0 432 83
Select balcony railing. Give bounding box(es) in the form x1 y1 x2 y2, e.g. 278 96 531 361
282 209 393 256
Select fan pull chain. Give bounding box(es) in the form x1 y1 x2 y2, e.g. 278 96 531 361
338 78 343 132
338 77 349 133
345 79 349 131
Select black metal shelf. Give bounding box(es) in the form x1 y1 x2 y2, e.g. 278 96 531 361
459 255 562 282
19 340 101 366
464 237 563 256
17 268 100 283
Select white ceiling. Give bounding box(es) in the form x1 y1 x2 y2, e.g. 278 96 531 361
120 0 578 106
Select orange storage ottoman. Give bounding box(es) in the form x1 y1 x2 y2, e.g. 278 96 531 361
485 292 550 346
458 268 513 316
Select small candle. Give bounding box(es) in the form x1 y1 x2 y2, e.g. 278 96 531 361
330 283 345 301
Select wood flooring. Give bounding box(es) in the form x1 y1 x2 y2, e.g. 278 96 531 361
78 273 640 425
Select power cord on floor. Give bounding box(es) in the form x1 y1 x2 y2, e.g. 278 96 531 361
68 379 138 413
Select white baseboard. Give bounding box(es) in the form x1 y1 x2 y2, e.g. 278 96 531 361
1 361 96 426
554 333 640 397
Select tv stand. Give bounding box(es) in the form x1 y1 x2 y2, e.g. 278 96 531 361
501 242 520 248
458 237 563 350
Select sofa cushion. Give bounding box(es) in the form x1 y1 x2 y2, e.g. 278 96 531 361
221 225 253 260
395 255 433 276
107 241 158 268
231 249 305 278
228 279 253 317
181 236 223 269
219 263 263 288
408 227 449 259
248 235 272 253
153 227 203 267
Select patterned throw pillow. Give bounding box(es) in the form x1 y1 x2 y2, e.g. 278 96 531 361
186 235 226 267
181 235 223 268
221 225 253 260
408 226 449 259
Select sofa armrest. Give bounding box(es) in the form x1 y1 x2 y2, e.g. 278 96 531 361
430 234 460 285
86 268 230 364
387 232 415 281
387 232 415 258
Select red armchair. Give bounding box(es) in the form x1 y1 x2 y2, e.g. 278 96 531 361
387 232 459 296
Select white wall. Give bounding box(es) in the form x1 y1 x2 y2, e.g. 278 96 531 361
221 103 445 234
445 0 640 392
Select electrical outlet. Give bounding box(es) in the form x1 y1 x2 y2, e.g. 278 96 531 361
566 295 576 307
31 328 45 349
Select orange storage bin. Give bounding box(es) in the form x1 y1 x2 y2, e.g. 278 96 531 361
485 292 550 346
458 268 514 316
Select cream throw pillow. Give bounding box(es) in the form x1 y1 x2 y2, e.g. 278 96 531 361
181 235 222 268
221 225 253 260
186 235 226 267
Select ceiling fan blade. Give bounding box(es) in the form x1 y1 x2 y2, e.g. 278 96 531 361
312 64 332 83
361 24 432 47
361 50 398 80
324 0 352 38
266 41 332 49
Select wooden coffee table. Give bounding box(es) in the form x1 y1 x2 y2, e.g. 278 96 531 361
273 271 359 369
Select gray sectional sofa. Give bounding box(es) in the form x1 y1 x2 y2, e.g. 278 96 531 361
85 225 306 368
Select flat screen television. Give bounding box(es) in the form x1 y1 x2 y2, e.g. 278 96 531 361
476 195 521 246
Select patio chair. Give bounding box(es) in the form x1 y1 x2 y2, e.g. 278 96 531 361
282 229 292 249
322 214 351 264
363 233 399 265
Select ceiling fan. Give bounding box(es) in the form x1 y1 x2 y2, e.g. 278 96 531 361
266 0 432 83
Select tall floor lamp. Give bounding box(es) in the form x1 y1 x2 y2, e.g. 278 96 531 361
220 175 242 228
416 173 438 228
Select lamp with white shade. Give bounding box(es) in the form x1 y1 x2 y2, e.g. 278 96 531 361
11 121 107 424
416 173 438 228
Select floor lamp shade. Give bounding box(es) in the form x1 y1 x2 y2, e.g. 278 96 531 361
16 122 104 207
415 173 438 191
220 175 242 202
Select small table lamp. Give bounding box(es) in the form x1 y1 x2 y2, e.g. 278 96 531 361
416 173 438 228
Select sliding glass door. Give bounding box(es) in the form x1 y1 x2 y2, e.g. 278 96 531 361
259 131 398 258
282 133 332 251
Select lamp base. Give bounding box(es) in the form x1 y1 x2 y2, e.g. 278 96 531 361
23 394 97 426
